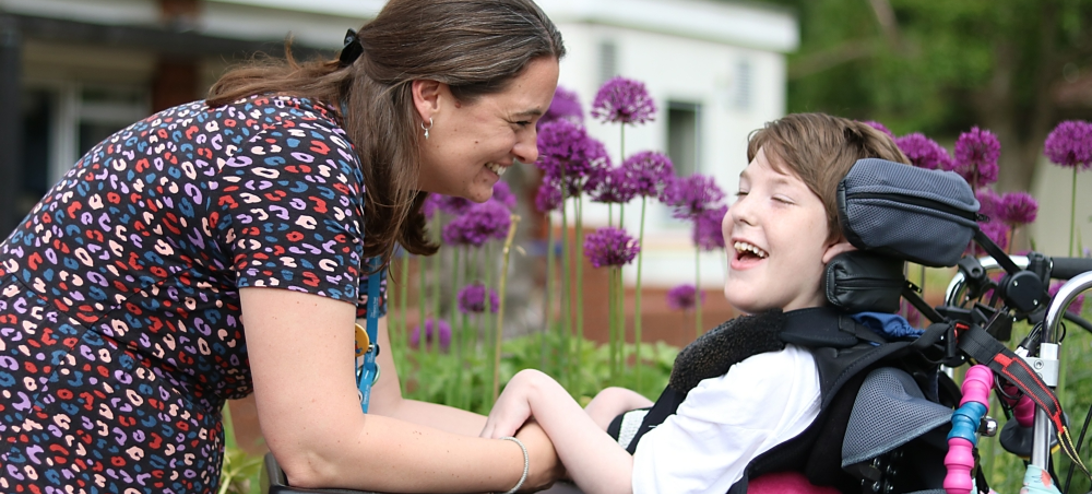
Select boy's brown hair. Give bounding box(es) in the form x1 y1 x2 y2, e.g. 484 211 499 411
747 113 909 242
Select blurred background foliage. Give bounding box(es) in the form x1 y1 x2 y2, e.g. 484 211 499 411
755 0 1092 193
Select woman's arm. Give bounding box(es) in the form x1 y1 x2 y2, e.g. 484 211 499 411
482 369 635 494
367 316 489 435
242 287 555 492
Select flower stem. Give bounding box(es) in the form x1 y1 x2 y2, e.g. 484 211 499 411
616 267 625 380
480 244 490 411
447 247 461 358
575 193 585 392
609 266 617 382
493 214 521 402
1070 167 1077 257
560 179 571 389
454 310 466 408
695 247 702 338
432 217 443 349
542 214 555 370
635 196 646 392
399 254 408 396
418 254 426 358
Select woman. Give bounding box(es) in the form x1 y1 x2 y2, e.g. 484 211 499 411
0 0 564 492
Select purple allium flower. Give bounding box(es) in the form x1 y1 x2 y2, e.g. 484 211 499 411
692 205 727 251
666 284 704 311
588 166 638 205
621 151 675 198
433 195 474 216
535 180 563 213
540 86 583 126
536 119 612 196
422 193 441 220
951 127 1000 188
895 133 952 170
977 219 1009 252
492 181 518 210
861 120 894 137
1044 120 1092 169
997 191 1039 227
410 318 452 351
1049 281 1086 315
457 282 499 314
976 187 1002 219
583 226 640 268
660 174 726 220
441 200 512 247
591 77 657 125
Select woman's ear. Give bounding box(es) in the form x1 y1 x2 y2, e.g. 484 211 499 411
411 79 443 122
821 238 856 264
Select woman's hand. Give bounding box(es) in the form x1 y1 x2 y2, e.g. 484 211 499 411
480 369 542 439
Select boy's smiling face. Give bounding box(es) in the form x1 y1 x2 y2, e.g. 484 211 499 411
722 147 853 314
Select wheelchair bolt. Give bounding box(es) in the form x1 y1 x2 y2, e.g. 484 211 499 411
1034 360 1044 370
872 481 882 492
982 417 999 437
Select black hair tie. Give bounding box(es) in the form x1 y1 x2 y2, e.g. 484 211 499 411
339 28 364 67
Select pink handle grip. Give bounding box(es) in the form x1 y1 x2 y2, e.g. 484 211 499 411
944 438 976 494
1014 395 1034 428
959 365 993 407
945 365 993 494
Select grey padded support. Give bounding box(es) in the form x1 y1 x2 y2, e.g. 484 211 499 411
841 367 953 467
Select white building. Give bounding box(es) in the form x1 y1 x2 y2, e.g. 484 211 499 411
0 0 798 292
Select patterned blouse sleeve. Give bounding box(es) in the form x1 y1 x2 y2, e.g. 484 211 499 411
214 117 375 311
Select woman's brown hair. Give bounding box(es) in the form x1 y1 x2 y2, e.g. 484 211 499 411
207 0 565 266
746 113 910 242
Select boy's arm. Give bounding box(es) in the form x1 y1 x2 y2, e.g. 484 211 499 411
483 369 635 494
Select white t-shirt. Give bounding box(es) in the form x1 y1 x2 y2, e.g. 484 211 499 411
631 344 821 494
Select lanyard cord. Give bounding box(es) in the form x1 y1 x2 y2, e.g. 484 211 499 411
356 256 384 413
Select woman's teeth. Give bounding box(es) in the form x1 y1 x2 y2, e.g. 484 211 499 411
486 163 507 177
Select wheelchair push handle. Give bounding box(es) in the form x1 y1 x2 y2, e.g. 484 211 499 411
1047 257 1092 281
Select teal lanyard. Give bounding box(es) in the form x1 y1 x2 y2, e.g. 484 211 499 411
356 256 383 413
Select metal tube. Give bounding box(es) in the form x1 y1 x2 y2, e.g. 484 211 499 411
1032 271 1092 468
944 256 1029 306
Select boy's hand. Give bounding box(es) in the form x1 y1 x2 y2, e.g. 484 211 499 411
480 369 542 439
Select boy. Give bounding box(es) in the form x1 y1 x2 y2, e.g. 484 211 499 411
481 113 909 494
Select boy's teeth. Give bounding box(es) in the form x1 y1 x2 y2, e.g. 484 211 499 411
733 241 768 258
486 162 507 177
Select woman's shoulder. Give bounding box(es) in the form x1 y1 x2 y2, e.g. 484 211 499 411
203 94 343 130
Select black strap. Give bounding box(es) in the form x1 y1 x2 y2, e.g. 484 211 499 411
957 324 1090 477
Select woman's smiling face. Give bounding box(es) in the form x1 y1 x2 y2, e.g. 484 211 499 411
415 57 559 202
722 147 853 314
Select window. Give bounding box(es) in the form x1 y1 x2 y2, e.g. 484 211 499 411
734 58 752 111
666 101 701 177
17 83 149 217
598 40 617 86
